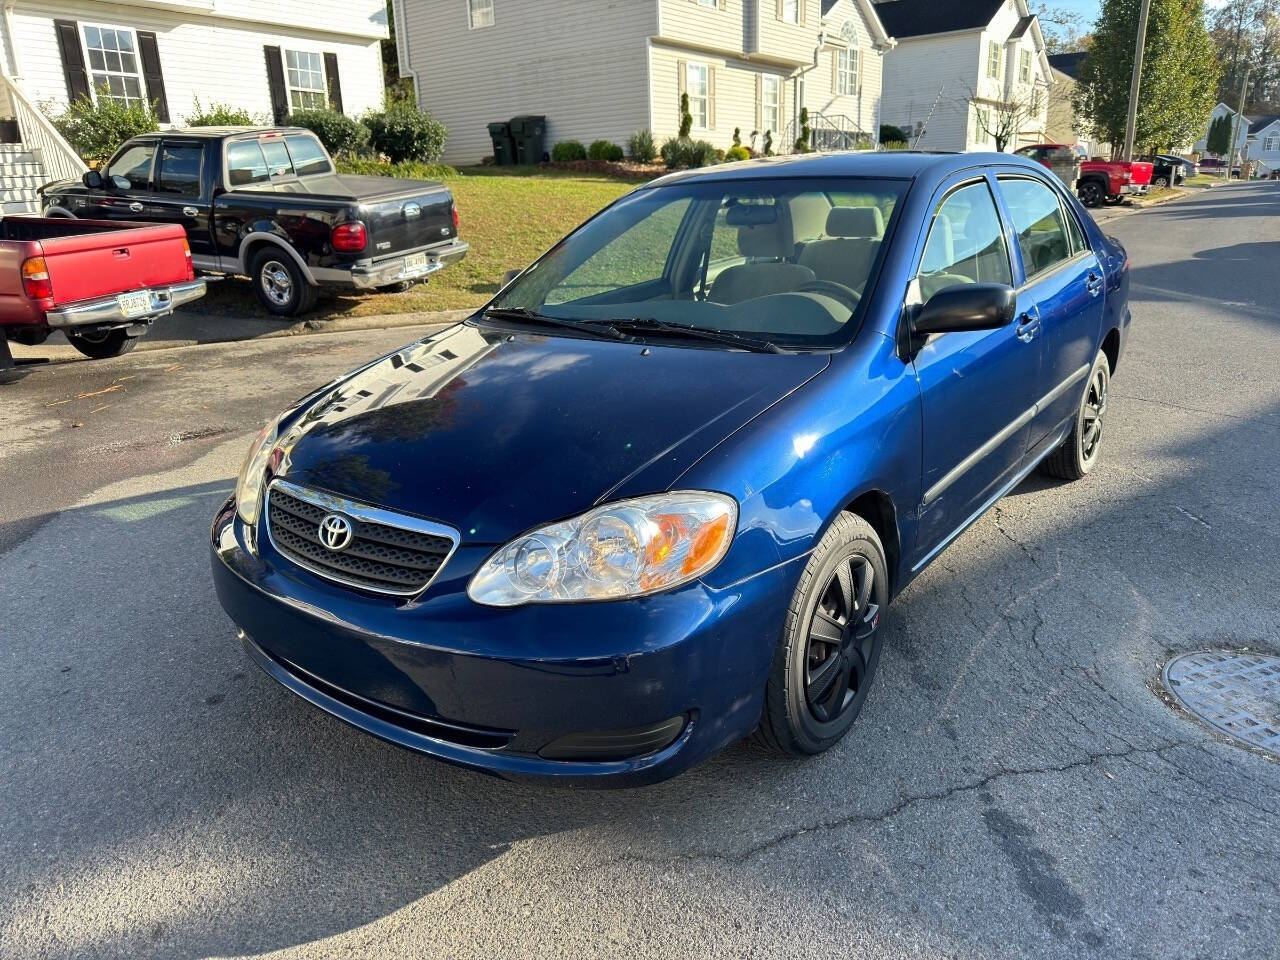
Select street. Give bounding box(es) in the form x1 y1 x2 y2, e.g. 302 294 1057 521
2 183 1278 958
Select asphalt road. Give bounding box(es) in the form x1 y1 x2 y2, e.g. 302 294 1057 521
2 183 1278 959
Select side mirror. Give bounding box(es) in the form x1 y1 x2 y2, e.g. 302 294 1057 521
109 175 132 191
501 268 521 288
81 169 103 189
913 283 1017 338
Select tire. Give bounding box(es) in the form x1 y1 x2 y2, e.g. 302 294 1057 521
249 247 317 317
756 512 888 756
1078 179 1105 207
1154 176 1170 188
64 328 139 360
1041 350 1110 481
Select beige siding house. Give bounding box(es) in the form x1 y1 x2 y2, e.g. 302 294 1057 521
396 0 895 165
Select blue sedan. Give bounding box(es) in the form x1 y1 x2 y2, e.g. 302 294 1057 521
211 151 1130 786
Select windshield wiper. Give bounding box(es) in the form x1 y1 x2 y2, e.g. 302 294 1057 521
482 307 634 341
595 317 784 354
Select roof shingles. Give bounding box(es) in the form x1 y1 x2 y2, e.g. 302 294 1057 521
871 0 1006 39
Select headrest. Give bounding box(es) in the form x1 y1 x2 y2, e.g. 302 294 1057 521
826 205 884 238
229 168 253 186
725 202 778 226
737 219 790 258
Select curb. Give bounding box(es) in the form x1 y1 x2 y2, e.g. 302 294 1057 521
1128 188 1190 209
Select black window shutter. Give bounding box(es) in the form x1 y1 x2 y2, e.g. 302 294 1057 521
323 52 343 114
264 45 288 123
54 20 91 103
136 32 170 123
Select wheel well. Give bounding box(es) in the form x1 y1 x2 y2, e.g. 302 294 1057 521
1101 327 1120 374
846 490 901 596
241 236 314 284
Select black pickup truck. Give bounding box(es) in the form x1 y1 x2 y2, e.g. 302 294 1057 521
38 127 468 317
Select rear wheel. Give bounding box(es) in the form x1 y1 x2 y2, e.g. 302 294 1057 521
249 248 317 318
1041 349 1110 481
756 512 888 756
64 328 138 360
1153 175 1170 188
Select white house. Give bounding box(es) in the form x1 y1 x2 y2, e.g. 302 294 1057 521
0 0 388 212
394 0 896 166
874 0 1052 152
1194 102 1280 175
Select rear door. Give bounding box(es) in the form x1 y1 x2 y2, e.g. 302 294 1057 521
148 139 216 260
83 139 157 222
995 174 1104 451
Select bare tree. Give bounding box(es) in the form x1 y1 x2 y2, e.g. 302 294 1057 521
966 86 1046 152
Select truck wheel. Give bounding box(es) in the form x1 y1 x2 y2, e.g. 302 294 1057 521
65 328 138 360
249 249 317 318
1153 175 1170 188
1078 179 1105 207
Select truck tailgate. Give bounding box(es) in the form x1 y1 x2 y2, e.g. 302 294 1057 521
38 222 192 304
1128 161 1154 186
345 178 456 255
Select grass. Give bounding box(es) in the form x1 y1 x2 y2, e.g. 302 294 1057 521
190 165 639 320
1182 174 1219 188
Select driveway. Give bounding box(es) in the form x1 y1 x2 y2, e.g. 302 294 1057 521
1 183 1278 959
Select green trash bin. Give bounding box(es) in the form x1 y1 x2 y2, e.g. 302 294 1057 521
487 121 516 166
509 115 547 165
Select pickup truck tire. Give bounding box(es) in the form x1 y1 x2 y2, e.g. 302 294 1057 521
249 248 317 318
1153 175 1170 188
65 328 138 360
1041 350 1109 481
1078 179 1106 207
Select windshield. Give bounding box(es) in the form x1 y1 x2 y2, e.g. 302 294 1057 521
490 176 907 349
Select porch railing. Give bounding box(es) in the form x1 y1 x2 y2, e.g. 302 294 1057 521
1 74 87 184
784 111 873 153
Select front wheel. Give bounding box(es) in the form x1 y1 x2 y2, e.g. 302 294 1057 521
1041 350 1110 481
249 248 317 317
756 512 888 756
64 328 139 360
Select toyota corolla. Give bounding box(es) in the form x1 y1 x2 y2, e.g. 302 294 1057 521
211 152 1130 786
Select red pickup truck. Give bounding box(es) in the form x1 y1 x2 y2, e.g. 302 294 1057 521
1 216 205 366
1015 144 1154 207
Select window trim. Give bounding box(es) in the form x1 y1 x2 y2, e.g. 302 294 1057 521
687 61 710 131
1019 49 1031 84
912 176 1015 297
283 47 327 113
468 0 495 30
836 47 858 96
987 40 1001 80
779 0 800 24
760 73 781 133
1264 132 1280 152
154 138 205 198
78 21 146 108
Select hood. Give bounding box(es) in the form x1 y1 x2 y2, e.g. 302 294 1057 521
275 323 828 543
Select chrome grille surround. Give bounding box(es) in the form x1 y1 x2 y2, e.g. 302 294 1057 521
264 478 459 597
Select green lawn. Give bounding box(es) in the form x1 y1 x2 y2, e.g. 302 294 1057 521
192 166 638 320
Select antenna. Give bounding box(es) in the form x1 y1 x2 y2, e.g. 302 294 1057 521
914 86 945 148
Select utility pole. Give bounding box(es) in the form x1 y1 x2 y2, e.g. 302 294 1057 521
1225 67 1251 180
1121 0 1153 160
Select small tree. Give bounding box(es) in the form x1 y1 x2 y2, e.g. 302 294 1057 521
968 87 1045 152
49 94 159 165
679 93 693 138
1206 113 1233 156
763 130 774 156
794 107 811 153
732 126 742 147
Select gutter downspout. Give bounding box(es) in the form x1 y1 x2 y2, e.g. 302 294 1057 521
789 30 825 151
390 0 418 106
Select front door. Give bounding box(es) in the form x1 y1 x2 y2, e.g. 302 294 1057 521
995 175 1105 448
149 139 216 260
82 138 156 222
910 175 1043 566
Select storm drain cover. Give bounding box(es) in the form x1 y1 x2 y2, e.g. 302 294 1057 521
1163 651 1280 756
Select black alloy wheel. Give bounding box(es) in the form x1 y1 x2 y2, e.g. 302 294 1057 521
803 554 880 724
1041 349 1110 481
65 328 138 360
1078 180 1105 207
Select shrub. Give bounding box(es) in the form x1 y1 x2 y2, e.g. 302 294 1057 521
362 104 447 163
725 144 750 162
49 95 159 166
627 129 656 162
336 156 458 180
732 127 742 147
879 140 911 151
587 139 624 162
550 139 587 162
679 93 693 138
183 97 254 127
879 123 910 144
795 107 812 153
288 108 368 156
660 137 718 169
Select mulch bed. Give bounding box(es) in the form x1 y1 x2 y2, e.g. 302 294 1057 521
538 159 668 180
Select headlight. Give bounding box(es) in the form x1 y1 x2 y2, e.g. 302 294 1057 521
468 492 737 606
234 419 278 527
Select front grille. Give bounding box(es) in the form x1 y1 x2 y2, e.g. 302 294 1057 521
265 480 457 597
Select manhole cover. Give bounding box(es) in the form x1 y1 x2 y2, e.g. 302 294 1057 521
1163 651 1280 756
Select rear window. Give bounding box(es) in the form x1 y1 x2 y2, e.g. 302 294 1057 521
226 141 269 186
285 135 332 176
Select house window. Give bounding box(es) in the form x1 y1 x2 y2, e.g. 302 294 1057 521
987 40 1001 80
1019 49 1031 84
468 0 495 29
761 74 781 132
1265 132 1280 152
974 106 990 144
284 49 326 111
780 0 799 24
81 25 145 107
687 62 709 129
695 0 718 6
837 48 858 96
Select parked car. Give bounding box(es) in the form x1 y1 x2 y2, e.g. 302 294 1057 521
1 216 205 365
1140 155 1184 188
1159 154 1198 179
39 128 467 317
1198 158 1242 178
211 151 1130 786
1016 145 1154 206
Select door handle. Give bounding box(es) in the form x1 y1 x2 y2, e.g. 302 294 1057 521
1016 311 1041 343
1087 272 1104 297
128 201 144 212
182 206 198 217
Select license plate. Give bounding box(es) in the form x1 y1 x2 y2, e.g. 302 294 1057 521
400 253 429 278
117 291 152 318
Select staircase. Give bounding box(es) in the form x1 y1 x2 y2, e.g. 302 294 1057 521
0 144 45 215
785 111 873 153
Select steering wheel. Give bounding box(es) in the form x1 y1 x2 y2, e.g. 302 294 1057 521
795 279 861 309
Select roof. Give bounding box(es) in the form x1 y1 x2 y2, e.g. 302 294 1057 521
158 126 311 139
1248 115 1280 135
871 0 1005 39
1008 15 1034 39
1048 52 1086 79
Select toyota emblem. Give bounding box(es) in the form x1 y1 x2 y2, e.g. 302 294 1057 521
318 514 354 551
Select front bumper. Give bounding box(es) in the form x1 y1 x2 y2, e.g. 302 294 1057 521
350 239 470 290
45 278 207 329
210 498 800 787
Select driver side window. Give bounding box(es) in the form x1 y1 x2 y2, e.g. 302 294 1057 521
106 142 156 190
917 181 1012 302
